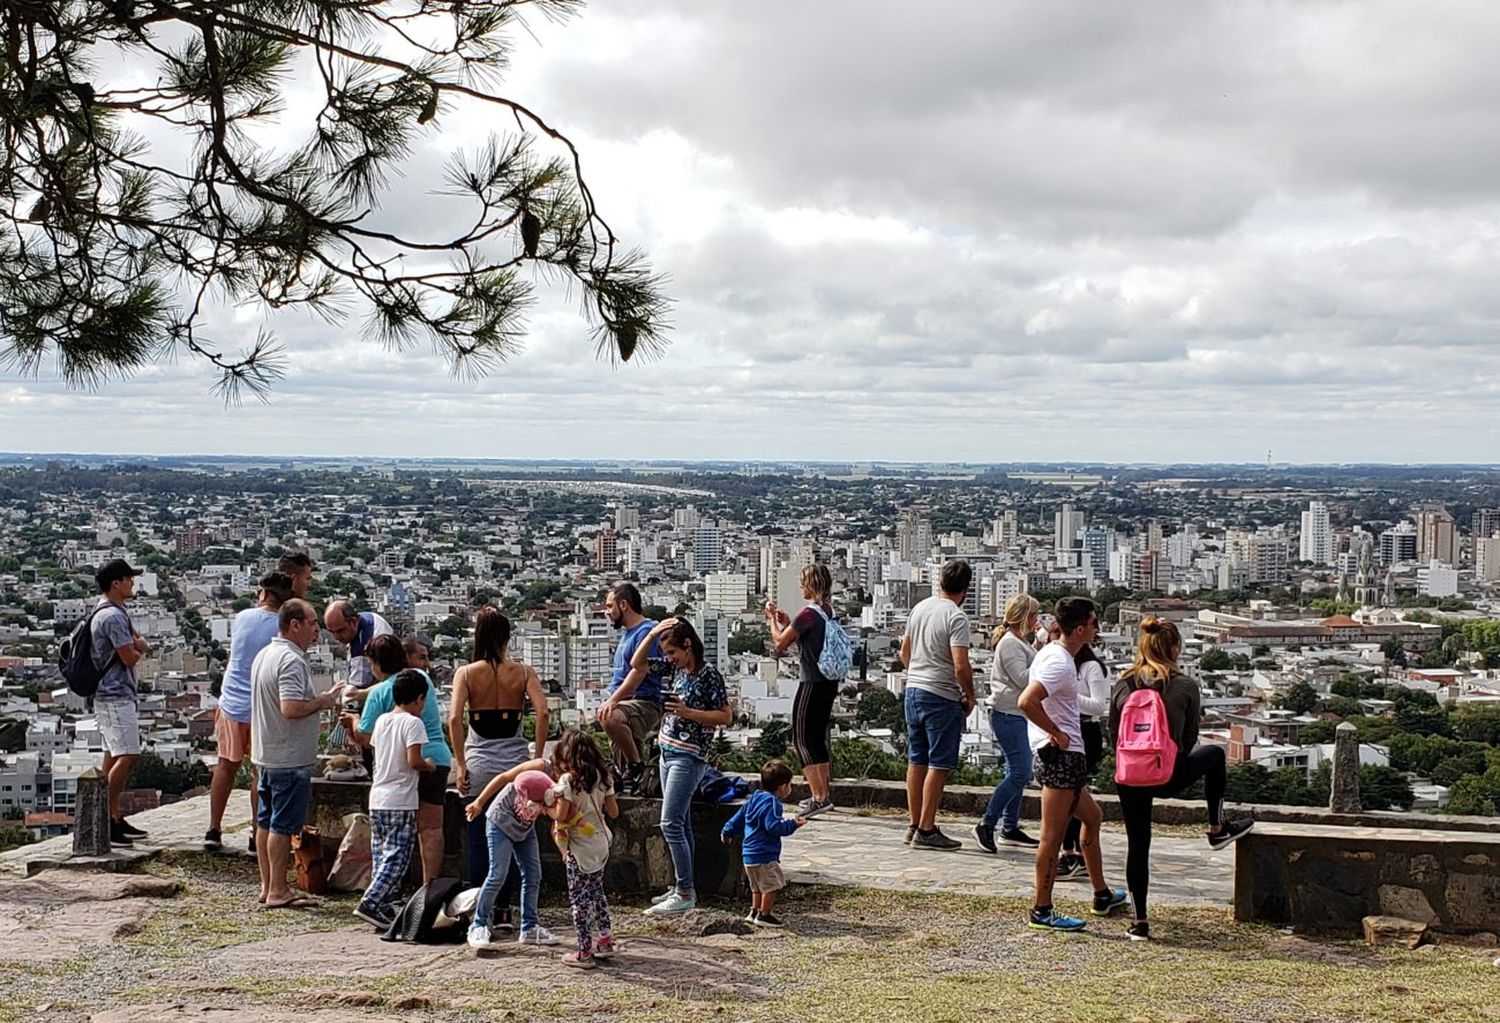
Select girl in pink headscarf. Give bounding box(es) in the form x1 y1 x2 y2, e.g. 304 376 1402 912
463 768 559 948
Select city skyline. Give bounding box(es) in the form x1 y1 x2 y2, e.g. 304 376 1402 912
7 2 1500 461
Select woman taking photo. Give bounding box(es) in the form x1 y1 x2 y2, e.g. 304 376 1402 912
1110 617 1253 941
632 617 731 916
973 594 1042 853
448 606 549 933
765 563 838 817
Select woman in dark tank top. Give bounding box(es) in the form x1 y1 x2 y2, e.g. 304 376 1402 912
447 606 549 927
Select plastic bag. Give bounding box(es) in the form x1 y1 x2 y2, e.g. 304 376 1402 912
327 812 372 892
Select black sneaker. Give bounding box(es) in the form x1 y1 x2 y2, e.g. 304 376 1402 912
1000 827 1040 848
118 816 148 839
911 827 961 851
625 762 646 797
1092 888 1128 916
354 901 394 930
1055 854 1087 880
971 823 998 854
1207 819 1254 851
203 827 223 851
753 911 786 929
109 820 134 847
1127 921 1151 942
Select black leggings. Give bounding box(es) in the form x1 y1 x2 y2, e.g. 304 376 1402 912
792 679 837 766
1116 744 1227 921
1062 719 1105 852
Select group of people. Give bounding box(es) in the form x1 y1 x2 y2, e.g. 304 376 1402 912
87 546 1245 953
898 562 1252 939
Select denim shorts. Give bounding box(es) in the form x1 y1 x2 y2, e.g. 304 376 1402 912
904 686 965 771
256 766 313 836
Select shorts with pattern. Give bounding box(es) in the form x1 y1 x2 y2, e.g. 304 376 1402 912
214 710 251 763
1034 746 1089 791
95 699 141 756
615 699 663 747
745 861 786 893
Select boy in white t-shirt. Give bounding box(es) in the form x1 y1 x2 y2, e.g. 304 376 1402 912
355 670 435 929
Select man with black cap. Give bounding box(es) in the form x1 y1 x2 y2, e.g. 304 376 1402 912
92 558 150 846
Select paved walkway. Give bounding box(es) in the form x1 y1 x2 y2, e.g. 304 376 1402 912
6 793 1235 906
784 809 1233 906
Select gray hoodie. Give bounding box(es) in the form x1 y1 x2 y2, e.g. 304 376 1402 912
987 630 1035 716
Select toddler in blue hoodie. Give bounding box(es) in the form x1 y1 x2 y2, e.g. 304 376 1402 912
721 759 807 928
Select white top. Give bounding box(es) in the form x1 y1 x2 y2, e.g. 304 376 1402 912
1026 642 1084 753
369 710 428 811
1077 659 1111 718
552 774 614 874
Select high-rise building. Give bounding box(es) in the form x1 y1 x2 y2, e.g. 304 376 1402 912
1167 525 1198 569
692 610 731 671
1379 522 1418 566
614 505 640 532
1054 503 1085 558
595 529 620 570
1227 527 1289 584
690 523 722 573
1080 527 1114 583
1416 505 1457 565
673 505 701 531
1477 535 1500 582
704 572 749 614
898 509 933 563
1299 501 1333 565
990 510 1019 548
1145 519 1164 554
1475 508 1500 543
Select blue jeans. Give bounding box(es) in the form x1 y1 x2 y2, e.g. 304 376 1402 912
904 687 965 771
255 766 312 836
471 819 540 933
659 748 708 897
981 711 1033 831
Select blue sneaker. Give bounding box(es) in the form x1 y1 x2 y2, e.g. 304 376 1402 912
1092 888 1129 916
1028 907 1085 932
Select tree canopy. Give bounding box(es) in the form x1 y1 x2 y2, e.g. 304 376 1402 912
1 0 668 398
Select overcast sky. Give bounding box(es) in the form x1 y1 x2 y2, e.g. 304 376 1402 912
6 1 1500 463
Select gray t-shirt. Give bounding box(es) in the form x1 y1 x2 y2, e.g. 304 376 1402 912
250 637 320 770
90 600 138 703
903 595 972 703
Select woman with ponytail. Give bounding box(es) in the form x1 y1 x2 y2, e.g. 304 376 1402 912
1108 617 1253 941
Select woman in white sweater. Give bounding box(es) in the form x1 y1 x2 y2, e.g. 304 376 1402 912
972 594 1043 852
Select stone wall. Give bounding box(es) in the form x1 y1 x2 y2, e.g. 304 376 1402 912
1234 826 1500 935
307 779 744 897
779 776 1500 833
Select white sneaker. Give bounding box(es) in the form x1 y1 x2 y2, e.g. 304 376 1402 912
518 925 560 946
466 926 493 950
651 888 677 904
644 893 697 916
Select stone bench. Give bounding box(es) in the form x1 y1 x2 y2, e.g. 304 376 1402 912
307 779 746 897
1233 823 1500 935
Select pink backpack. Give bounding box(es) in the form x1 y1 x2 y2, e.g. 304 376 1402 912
1114 685 1178 787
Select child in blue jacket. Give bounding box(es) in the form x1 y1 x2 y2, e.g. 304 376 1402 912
721 759 807 927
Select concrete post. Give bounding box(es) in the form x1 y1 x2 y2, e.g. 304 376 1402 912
72 767 111 856
1330 721 1362 814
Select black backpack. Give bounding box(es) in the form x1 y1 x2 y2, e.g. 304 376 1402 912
59 604 119 699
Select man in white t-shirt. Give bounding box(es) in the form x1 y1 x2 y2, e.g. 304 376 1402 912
1018 597 1126 932
355 669 435 930
899 560 975 851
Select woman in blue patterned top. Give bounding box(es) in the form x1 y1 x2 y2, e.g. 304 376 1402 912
630 617 731 916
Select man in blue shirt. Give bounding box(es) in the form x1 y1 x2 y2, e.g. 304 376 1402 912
595 582 665 792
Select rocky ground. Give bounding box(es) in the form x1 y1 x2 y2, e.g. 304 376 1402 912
1 850 1496 1023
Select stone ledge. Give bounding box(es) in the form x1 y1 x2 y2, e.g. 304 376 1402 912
772 775 1500 833
1234 826 1500 935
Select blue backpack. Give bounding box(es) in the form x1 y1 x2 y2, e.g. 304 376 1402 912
810 605 853 681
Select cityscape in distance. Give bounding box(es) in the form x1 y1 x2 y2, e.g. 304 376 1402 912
5 456 1500 846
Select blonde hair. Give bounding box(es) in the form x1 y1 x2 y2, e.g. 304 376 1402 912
991 593 1040 647
1121 616 1181 690
801 563 833 604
